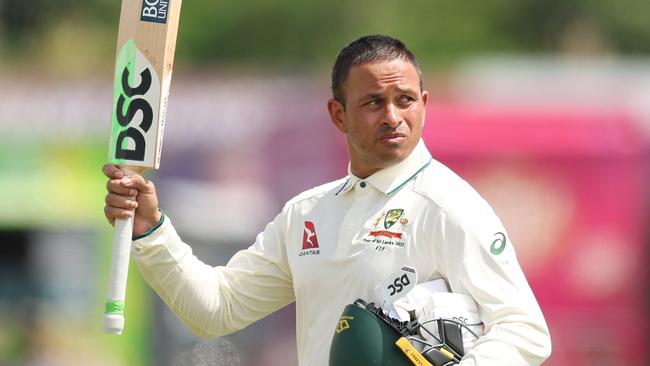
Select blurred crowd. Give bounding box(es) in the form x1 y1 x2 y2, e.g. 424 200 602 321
1 1 649 365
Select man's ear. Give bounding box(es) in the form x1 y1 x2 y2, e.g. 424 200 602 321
421 90 429 127
327 98 347 133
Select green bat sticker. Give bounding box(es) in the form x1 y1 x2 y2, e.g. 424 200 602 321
105 300 125 315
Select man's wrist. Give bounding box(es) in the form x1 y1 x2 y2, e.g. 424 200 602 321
133 209 165 240
151 210 163 226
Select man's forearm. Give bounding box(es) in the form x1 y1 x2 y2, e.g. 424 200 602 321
459 319 551 365
132 217 233 337
131 215 296 338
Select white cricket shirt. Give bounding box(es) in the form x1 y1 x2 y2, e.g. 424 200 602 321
132 139 551 365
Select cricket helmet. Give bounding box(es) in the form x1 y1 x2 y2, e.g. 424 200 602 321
329 299 479 366
329 299 412 366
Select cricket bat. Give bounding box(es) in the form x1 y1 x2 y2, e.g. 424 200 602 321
104 0 182 335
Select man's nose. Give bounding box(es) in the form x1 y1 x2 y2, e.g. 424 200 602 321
382 103 402 128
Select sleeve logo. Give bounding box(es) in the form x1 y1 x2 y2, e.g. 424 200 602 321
490 232 507 255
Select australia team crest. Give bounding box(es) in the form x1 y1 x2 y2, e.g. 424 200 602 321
364 208 409 252
384 209 404 229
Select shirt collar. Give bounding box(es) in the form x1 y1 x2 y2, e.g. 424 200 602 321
335 139 432 196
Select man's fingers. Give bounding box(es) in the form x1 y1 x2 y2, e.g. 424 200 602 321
102 164 124 179
104 205 133 222
104 206 116 226
103 166 155 196
105 192 138 210
107 179 138 196
119 174 155 193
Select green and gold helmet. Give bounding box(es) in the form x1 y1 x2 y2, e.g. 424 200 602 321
330 299 476 366
329 299 412 366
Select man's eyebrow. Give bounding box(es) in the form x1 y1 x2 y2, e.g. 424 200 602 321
358 86 419 102
354 92 382 104
362 92 383 100
395 86 419 94
363 86 418 97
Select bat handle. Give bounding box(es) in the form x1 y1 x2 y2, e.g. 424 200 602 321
103 211 135 334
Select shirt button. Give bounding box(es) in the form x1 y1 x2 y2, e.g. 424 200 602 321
359 181 367 188
133 243 143 253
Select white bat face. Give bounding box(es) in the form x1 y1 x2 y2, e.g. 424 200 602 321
109 39 166 169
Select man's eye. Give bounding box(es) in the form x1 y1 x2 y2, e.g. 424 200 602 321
399 96 415 105
365 98 382 106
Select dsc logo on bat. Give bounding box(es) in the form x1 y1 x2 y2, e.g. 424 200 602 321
110 39 163 168
114 66 154 162
141 0 170 24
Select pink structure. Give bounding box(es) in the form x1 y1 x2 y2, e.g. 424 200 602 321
423 102 649 365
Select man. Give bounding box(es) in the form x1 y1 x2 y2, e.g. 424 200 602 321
103 35 552 365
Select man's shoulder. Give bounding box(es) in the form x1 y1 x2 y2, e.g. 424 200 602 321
284 176 349 207
413 158 496 222
414 158 475 201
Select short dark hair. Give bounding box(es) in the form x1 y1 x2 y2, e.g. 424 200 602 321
331 35 424 106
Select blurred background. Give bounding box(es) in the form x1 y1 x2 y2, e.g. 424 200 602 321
0 0 648 365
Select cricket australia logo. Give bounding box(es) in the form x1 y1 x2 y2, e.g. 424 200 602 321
363 209 409 252
384 209 404 229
